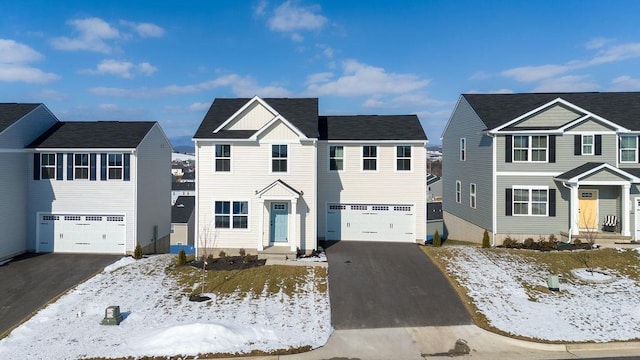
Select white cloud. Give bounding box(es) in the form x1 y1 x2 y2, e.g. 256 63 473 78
31 89 68 101
120 21 165 38
305 71 333 85
188 102 212 111
532 75 599 92
254 0 268 16
51 17 120 53
0 39 43 63
469 71 491 81
290 33 304 42
81 60 158 78
610 76 640 91
362 93 449 109
266 0 327 41
465 88 514 94
585 37 612 50
138 62 158 75
0 39 58 83
501 64 569 82
588 42 640 66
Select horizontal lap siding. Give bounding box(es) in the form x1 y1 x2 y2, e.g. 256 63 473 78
514 105 580 128
0 153 28 258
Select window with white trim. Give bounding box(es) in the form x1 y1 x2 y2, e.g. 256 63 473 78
620 135 637 162
329 145 344 171
215 144 231 172
513 186 548 216
396 145 411 171
470 183 476 208
363 146 377 171
513 135 547 162
272 145 288 172
74 153 89 179
582 135 594 155
214 201 249 229
108 153 123 180
41 153 56 179
460 138 466 161
456 180 461 204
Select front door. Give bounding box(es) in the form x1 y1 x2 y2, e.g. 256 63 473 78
270 202 288 243
579 189 598 230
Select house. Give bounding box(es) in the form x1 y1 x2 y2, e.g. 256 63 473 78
193 96 427 256
170 196 195 254
171 181 196 205
426 201 444 242
442 92 640 245
180 171 195 183
27 120 172 255
427 173 442 201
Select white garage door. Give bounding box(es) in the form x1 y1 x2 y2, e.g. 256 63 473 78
326 204 415 242
38 214 126 254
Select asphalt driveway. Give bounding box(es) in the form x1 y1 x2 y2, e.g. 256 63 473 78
325 241 472 330
0 253 122 336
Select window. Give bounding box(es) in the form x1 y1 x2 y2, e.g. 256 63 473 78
215 144 231 172
41 153 56 179
329 145 344 171
513 187 548 216
620 135 637 162
456 181 461 204
582 135 594 155
513 135 547 162
396 145 411 171
74 153 89 179
460 138 466 161
272 145 287 172
214 201 248 229
108 154 123 179
470 183 476 208
362 146 377 171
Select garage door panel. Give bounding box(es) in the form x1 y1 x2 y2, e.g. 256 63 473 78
327 204 414 242
38 214 125 254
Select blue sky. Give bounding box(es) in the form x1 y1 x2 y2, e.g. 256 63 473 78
3 0 640 145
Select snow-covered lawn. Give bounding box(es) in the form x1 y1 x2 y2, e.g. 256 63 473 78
0 255 332 359
432 246 640 342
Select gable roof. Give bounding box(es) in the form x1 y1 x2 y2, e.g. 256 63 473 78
319 115 427 141
555 162 640 183
0 103 41 134
27 121 156 149
193 98 319 139
462 92 640 130
172 196 195 223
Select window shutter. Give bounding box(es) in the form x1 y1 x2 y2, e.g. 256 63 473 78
100 153 107 180
505 188 513 216
505 135 512 163
90 153 97 181
56 153 64 180
549 189 556 217
574 135 582 155
549 135 556 163
67 153 73 180
637 136 640 163
123 153 130 181
33 154 40 180
595 135 602 155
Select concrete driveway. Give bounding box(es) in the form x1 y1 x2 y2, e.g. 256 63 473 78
325 241 471 329
0 253 122 336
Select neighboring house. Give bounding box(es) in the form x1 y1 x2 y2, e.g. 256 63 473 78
181 171 195 183
427 173 442 201
171 164 184 177
27 120 172 255
193 96 427 256
170 196 195 254
442 92 640 245
171 181 196 205
426 201 444 241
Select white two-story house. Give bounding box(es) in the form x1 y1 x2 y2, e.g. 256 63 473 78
193 96 427 256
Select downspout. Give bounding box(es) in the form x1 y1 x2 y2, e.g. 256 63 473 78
561 181 573 243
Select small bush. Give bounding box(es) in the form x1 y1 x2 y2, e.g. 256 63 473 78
218 250 227 258
433 230 441 247
239 248 246 257
177 249 187 265
524 238 534 248
482 230 491 248
573 238 582 245
548 234 557 243
133 244 143 259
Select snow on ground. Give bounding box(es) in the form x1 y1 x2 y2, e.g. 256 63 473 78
0 255 331 360
438 247 640 342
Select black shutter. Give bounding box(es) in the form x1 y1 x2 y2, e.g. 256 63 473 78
123 153 130 181
548 135 556 163
595 135 602 155
505 188 513 216
33 153 40 180
56 153 63 180
637 136 640 163
101 153 107 180
574 135 582 155
67 153 73 180
549 189 556 217
505 135 512 163
90 153 97 181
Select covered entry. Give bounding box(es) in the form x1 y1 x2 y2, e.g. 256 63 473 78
256 180 301 251
326 203 415 242
37 213 126 253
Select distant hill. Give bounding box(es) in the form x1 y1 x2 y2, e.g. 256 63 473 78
170 136 195 154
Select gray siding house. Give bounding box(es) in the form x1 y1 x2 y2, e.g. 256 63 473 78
442 92 640 245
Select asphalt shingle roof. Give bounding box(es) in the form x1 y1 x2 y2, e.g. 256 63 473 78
172 182 196 191
555 162 605 180
462 92 640 130
318 115 427 141
0 103 41 134
172 196 195 223
27 121 156 148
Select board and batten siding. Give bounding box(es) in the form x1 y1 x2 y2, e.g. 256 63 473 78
225 102 276 131
316 141 426 241
442 97 494 236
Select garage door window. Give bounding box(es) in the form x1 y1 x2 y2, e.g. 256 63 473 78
362 146 377 171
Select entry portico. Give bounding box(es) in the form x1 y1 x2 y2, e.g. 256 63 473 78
256 180 301 252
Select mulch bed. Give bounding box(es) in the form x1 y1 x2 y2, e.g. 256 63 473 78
498 242 594 251
189 255 266 271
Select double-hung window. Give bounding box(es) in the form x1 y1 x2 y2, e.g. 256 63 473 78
620 135 637 162
362 146 377 171
329 145 344 171
272 145 287 172
74 153 89 179
513 187 548 216
108 154 123 179
460 138 466 161
396 145 411 171
455 181 461 204
470 183 476 208
215 144 231 172
41 153 56 179
214 201 248 229
513 135 547 162
582 135 594 155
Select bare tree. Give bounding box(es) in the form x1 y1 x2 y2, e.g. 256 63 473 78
197 218 218 296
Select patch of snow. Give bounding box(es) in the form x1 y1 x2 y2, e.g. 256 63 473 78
571 268 615 283
0 254 332 359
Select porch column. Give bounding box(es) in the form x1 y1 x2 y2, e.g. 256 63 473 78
570 184 580 236
622 184 631 236
257 199 264 251
290 199 298 252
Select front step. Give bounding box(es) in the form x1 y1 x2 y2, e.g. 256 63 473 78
258 246 296 261
560 231 636 248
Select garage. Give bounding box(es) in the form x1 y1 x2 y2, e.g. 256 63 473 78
326 203 415 242
37 214 126 254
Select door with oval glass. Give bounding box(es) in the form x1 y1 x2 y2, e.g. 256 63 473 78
578 189 598 230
